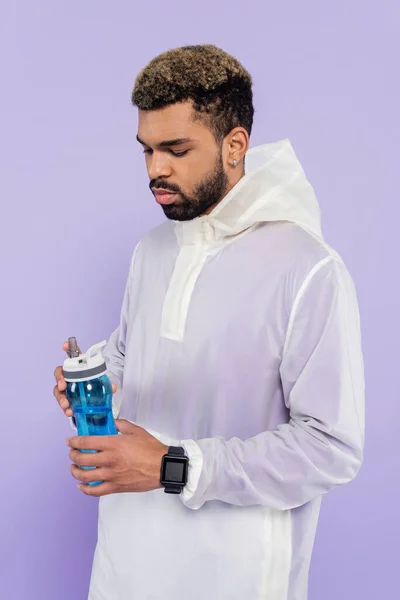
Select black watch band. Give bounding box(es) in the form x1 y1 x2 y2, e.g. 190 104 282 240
164 484 183 494
168 445 185 456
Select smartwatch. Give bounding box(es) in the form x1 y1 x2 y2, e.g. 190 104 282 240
160 446 189 494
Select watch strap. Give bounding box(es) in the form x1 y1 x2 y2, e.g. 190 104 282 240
164 484 182 494
168 445 185 456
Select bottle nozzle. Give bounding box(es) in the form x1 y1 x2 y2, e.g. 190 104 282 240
68 337 80 358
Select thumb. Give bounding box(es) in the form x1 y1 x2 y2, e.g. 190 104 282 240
63 340 82 356
115 419 141 435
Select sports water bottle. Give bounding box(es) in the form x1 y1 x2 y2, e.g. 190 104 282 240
63 337 117 486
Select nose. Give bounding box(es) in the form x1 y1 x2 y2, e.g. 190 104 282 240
147 152 173 181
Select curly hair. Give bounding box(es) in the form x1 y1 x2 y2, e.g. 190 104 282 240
132 44 254 144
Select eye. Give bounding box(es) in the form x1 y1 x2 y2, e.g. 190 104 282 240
170 150 188 157
143 148 189 157
142 148 189 157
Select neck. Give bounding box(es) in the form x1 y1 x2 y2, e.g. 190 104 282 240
204 169 246 215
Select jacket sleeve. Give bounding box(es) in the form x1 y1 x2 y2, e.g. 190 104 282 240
180 257 365 510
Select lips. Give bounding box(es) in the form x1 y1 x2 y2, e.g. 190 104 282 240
153 189 179 205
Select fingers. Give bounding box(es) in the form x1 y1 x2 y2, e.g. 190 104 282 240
63 340 82 355
70 465 119 497
54 365 64 382
69 448 110 468
53 364 73 417
67 435 112 452
77 480 116 497
53 382 72 416
112 382 117 394
54 341 79 418
55 380 66 397
54 389 73 417
70 464 111 484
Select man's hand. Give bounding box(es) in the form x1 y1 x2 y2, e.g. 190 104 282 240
67 419 169 497
53 341 117 418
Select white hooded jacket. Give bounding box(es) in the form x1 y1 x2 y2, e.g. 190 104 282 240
87 138 365 600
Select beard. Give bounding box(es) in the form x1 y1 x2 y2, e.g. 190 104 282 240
151 151 229 221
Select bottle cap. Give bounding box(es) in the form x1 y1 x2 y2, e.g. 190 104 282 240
62 341 107 382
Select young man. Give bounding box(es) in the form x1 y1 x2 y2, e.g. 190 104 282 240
54 44 365 600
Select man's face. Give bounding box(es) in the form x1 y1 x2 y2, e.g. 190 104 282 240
137 101 229 221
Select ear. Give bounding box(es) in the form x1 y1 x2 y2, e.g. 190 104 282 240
227 127 249 166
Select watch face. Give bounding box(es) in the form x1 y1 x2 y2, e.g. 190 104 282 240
161 456 188 485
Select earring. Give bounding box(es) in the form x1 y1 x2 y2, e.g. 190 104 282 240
232 159 238 167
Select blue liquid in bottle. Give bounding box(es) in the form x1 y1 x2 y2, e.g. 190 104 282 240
64 340 117 486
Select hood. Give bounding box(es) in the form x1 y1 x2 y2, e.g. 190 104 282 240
175 138 323 244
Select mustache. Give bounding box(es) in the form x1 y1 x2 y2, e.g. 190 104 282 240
150 180 180 194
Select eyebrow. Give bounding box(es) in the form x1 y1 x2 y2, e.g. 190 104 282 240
136 134 194 148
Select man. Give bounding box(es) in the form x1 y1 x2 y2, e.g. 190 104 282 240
54 44 365 600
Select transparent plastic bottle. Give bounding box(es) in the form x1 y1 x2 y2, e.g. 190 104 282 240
63 338 117 486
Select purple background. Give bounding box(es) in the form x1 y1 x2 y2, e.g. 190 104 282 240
1 2 398 598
